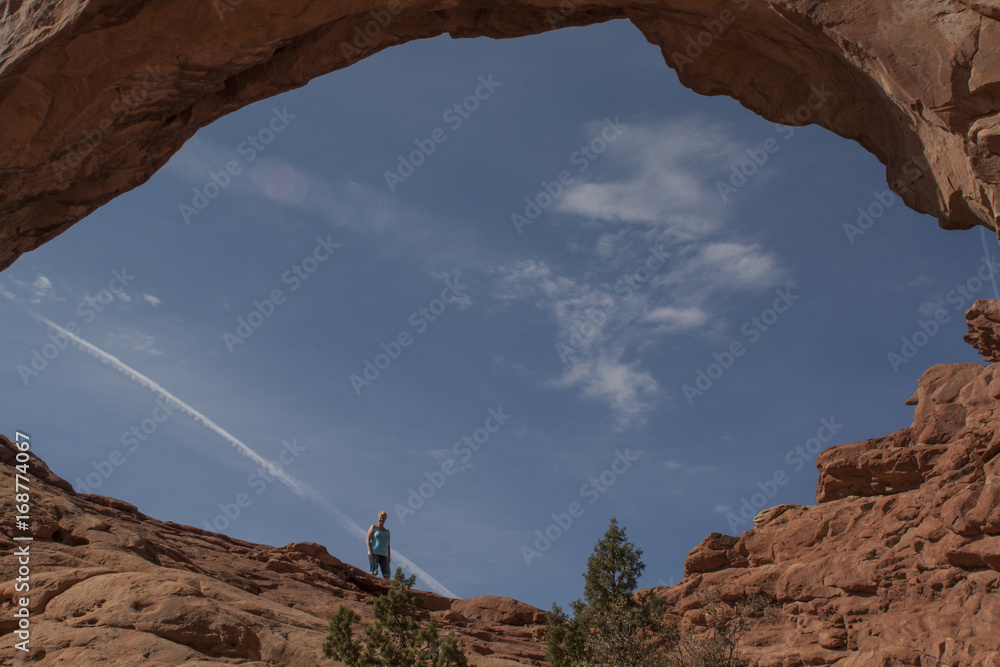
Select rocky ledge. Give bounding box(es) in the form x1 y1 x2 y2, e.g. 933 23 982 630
668 300 1000 666
0 439 546 666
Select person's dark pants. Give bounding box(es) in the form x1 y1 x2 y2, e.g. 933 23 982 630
369 554 390 577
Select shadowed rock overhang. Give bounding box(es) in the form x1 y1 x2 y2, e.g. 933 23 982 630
2 0 1000 271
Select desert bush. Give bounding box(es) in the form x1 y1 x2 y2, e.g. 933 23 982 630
546 518 777 667
323 568 468 667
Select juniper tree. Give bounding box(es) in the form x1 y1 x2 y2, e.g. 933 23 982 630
323 568 468 667
583 516 646 609
546 517 674 667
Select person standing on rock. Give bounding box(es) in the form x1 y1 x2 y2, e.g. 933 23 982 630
367 511 391 579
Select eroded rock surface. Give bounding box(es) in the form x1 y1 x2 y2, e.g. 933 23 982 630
2 0 1000 271
0 435 546 665
661 309 1000 666
966 298 1000 361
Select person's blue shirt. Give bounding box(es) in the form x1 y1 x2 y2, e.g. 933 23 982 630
370 527 390 556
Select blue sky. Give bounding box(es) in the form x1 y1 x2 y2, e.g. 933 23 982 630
2 20 997 610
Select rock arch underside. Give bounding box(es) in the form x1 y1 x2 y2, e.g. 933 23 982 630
2 0 1000 270
4 1 1000 666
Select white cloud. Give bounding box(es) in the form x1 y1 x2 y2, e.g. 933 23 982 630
691 242 784 289
166 136 481 267
662 459 720 474
168 136 387 233
557 118 744 241
167 140 307 207
916 298 945 317
595 231 625 258
251 156 308 206
490 117 791 427
655 242 785 300
491 248 780 425
643 306 710 331
0 284 21 303
143 294 161 307
20 274 57 302
164 136 226 180
553 117 787 308
32 275 52 294
428 271 473 308
492 261 576 302
493 261 659 427
106 330 163 355
168 138 314 215
553 349 658 429
489 252 783 428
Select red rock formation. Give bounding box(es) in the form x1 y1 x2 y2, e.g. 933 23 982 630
0 436 546 665
966 298 1000 362
664 327 1000 665
2 0 1000 271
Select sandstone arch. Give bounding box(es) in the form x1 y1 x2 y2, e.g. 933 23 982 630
2 0 999 272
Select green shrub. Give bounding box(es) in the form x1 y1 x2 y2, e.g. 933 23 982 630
546 518 776 667
666 589 778 667
546 518 676 667
323 568 468 667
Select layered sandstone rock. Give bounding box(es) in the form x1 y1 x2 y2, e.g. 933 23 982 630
664 326 1000 665
2 0 1000 271
0 436 546 665
966 298 1000 361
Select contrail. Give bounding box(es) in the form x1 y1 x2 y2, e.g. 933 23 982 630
34 314 456 598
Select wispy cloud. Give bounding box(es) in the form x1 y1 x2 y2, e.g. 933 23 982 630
33 275 53 295
653 241 786 303
492 260 660 427
552 348 658 428
556 118 742 241
491 117 789 427
663 459 720 474
429 271 473 308
13 274 59 303
251 156 309 206
143 294 161 307
492 260 575 302
165 136 478 266
917 297 947 317
106 330 163 356
0 284 20 303
167 137 401 235
0 273 75 305
643 305 710 331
